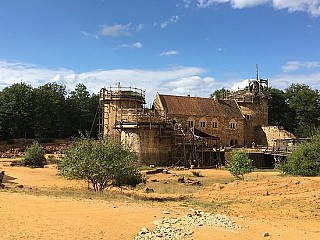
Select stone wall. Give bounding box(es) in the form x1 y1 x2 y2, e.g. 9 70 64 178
260 126 295 147
166 114 244 147
120 127 172 166
238 98 268 146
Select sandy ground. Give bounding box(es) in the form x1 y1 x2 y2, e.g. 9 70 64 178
1 158 320 240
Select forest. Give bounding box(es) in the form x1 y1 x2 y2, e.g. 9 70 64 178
268 84 320 137
0 82 319 140
0 82 99 140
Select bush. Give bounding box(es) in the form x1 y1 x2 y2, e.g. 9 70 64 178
280 133 320 176
59 138 143 191
191 170 203 177
229 150 253 180
23 141 47 167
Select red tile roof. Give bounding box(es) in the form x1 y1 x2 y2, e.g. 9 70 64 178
158 94 243 118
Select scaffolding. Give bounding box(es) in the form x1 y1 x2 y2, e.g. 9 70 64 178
222 78 269 103
99 84 223 168
99 84 170 133
172 124 222 168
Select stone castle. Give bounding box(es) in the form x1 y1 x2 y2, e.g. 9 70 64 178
99 79 292 167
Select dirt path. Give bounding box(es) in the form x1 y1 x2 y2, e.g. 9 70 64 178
1 160 320 239
0 191 172 240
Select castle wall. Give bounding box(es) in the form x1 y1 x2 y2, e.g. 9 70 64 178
260 126 296 147
238 98 268 146
120 127 172 166
238 98 268 127
100 85 271 166
165 114 245 147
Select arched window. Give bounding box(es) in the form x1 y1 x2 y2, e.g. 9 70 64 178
229 119 236 129
187 117 195 128
212 118 218 129
199 117 207 128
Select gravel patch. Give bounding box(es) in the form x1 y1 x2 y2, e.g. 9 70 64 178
134 209 241 240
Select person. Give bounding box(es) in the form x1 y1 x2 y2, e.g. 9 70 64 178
0 170 4 185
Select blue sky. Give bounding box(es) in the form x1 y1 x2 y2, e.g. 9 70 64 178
0 0 320 104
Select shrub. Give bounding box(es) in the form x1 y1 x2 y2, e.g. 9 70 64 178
23 141 47 167
280 133 320 176
59 138 143 191
191 170 203 177
229 149 253 180
46 155 60 164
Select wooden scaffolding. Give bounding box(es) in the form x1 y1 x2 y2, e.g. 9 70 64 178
172 124 222 168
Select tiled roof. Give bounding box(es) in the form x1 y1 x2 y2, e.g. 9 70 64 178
158 94 243 118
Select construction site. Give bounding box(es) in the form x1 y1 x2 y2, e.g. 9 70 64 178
99 77 298 168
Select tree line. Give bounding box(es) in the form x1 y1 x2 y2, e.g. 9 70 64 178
0 82 99 140
212 83 320 138
1 81 318 140
268 84 320 137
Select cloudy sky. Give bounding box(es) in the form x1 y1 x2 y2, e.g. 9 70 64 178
1 0 320 104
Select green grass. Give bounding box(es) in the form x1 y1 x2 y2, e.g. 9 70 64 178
1 186 135 202
143 174 235 195
180 198 241 211
145 179 201 194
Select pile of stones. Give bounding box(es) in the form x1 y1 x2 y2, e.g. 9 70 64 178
134 209 240 240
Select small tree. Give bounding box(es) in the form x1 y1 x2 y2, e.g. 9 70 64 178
229 150 253 180
280 132 320 176
23 141 47 167
59 138 143 191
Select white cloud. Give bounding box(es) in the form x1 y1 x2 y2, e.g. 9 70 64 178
282 61 320 72
119 42 143 48
273 0 320 16
230 79 249 91
282 61 301 72
0 60 75 88
160 16 180 29
132 42 143 48
2 59 320 106
160 50 179 56
136 23 145 32
271 72 320 90
233 0 269 8
100 23 131 37
179 0 192 8
0 60 212 104
81 31 98 39
197 0 228 8
161 75 217 96
196 0 320 16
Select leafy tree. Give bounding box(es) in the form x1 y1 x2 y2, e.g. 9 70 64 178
23 141 47 167
210 88 228 99
229 150 253 180
59 138 143 191
32 82 69 138
279 132 320 176
0 82 99 139
0 82 34 139
285 84 320 137
67 84 99 137
268 87 295 132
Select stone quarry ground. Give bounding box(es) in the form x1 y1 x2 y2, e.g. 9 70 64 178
1 157 320 240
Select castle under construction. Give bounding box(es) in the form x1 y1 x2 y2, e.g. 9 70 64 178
99 78 294 167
